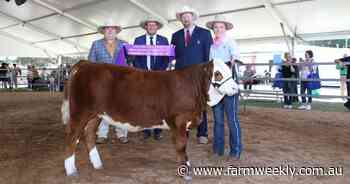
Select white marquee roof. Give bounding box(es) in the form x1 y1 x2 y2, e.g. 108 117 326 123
0 0 349 57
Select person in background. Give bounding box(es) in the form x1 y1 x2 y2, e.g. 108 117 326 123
88 19 129 144
31 66 40 90
263 70 271 85
49 70 55 93
11 64 21 89
335 54 350 110
133 16 170 141
243 64 255 95
0 63 8 89
4 63 11 89
291 58 299 103
27 65 33 90
336 54 348 100
206 15 242 159
298 50 316 110
280 52 298 109
171 6 213 144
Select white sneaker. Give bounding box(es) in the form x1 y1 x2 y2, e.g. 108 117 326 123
305 104 311 110
283 105 289 109
288 105 293 109
298 104 306 110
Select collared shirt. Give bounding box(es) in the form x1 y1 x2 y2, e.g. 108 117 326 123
88 38 127 64
184 25 196 40
209 38 240 62
146 34 157 70
210 37 240 80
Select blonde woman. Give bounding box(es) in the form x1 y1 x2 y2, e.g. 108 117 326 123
206 15 242 159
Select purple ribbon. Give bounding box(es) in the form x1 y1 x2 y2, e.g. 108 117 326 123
115 44 175 66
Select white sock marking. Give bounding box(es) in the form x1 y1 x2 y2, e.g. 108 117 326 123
64 154 77 176
89 146 103 169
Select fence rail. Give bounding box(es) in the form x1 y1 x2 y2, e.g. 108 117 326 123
0 61 349 105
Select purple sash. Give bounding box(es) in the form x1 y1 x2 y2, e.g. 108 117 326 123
115 44 175 66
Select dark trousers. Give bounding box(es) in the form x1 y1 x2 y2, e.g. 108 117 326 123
283 81 293 105
345 81 350 109
197 111 208 137
243 82 252 90
143 128 162 137
291 81 298 103
300 81 312 103
347 81 350 98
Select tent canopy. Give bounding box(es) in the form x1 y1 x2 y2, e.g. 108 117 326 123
0 0 349 57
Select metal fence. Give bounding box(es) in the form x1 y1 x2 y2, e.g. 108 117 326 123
0 61 348 103
0 66 70 91
237 61 349 105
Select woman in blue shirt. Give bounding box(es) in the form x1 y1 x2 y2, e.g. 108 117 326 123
206 15 242 159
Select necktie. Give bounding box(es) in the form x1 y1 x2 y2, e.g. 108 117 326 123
150 36 154 70
185 29 191 46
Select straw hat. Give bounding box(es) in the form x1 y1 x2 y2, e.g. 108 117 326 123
176 6 199 21
97 19 122 33
139 16 164 30
206 15 233 30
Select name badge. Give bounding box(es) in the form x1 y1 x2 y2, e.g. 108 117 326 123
197 40 201 45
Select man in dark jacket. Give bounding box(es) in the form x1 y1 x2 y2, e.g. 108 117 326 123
133 16 170 140
171 6 213 144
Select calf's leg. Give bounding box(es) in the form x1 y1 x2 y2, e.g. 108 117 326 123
83 116 103 169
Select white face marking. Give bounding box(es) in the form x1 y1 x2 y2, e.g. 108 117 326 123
210 60 238 96
98 113 170 132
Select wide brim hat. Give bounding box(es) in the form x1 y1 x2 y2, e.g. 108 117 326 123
206 15 233 30
139 16 164 30
97 19 122 34
176 6 199 21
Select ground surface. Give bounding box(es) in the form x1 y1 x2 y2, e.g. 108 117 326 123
0 92 349 184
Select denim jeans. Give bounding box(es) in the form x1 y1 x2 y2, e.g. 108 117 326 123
212 94 242 156
300 81 312 103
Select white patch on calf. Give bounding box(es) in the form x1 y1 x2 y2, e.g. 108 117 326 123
61 100 69 125
64 154 77 176
89 146 103 169
98 113 142 132
186 121 192 131
98 113 171 131
150 120 170 130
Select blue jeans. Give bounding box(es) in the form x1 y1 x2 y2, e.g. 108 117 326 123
283 81 293 105
197 111 208 137
300 81 312 103
212 94 242 156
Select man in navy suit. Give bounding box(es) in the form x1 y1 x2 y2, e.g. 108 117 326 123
171 6 213 144
133 17 170 140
